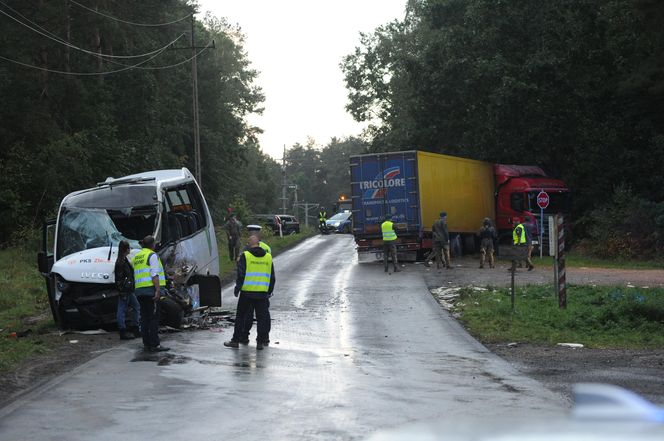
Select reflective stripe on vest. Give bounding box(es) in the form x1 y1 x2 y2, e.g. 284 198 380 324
132 248 166 288
259 241 271 254
319 211 326 221
513 224 527 245
241 251 272 292
382 220 397 241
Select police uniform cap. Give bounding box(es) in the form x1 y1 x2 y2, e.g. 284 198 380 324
440 211 447 217
247 224 262 231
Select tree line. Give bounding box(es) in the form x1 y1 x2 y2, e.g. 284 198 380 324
342 0 664 257
0 0 368 245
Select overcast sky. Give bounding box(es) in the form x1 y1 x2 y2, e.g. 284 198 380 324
197 1 406 158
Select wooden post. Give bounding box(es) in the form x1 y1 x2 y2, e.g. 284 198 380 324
557 214 566 309
510 259 516 311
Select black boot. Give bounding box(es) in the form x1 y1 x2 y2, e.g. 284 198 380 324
130 326 142 338
119 329 134 340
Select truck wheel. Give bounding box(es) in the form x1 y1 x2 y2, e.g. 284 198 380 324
159 297 183 329
462 234 477 254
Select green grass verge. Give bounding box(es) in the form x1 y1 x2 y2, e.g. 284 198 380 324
453 284 664 349
527 251 663 270
0 248 55 371
564 252 663 270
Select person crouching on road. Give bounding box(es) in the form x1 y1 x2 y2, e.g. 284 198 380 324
114 240 141 340
133 235 169 352
225 235 276 350
478 218 497 269
381 214 399 273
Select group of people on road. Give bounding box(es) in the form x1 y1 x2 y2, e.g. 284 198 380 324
114 217 276 353
380 210 535 272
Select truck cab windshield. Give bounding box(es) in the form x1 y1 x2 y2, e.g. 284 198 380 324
56 207 150 260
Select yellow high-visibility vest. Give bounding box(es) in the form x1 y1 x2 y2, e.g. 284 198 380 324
132 248 166 289
241 251 273 292
513 224 527 245
259 241 271 254
381 220 397 241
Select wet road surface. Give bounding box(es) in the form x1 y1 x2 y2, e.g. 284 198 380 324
0 235 564 440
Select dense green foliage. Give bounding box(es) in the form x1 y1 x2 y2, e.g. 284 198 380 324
0 0 280 243
577 186 664 258
282 137 367 220
452 285 664 348
342 0 664 228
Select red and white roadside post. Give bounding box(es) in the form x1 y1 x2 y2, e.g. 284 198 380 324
552 213 566 309
536 189 550 258
275 215 283 238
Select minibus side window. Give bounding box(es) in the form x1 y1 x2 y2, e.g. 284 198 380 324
164 185 207 240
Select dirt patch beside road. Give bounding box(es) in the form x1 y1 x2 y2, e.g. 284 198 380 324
0 332 119 409
422 256 664 405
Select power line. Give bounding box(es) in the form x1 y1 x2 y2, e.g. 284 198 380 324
135 41 213 70
0 3 182 60
0 38 211 75
0 35 191 76
70 0 191 27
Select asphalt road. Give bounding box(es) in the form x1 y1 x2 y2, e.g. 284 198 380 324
0 235 565 440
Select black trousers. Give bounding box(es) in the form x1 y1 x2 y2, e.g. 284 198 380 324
137 295 160 348
383 242 398 269
233 295 271 343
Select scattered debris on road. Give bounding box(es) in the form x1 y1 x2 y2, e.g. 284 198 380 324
557 343 584 349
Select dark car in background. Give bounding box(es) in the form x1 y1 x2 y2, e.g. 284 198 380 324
326 211 352 233
253 214 300 235
277 215 300 234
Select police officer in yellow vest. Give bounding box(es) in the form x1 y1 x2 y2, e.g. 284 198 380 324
224 235 276 350
512 218 534 271
381 214 399 273
133 235 169 352
239 224 271 342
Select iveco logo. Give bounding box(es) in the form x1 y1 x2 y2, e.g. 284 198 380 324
81 272 110 280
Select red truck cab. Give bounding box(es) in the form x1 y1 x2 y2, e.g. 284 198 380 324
494 165 571 246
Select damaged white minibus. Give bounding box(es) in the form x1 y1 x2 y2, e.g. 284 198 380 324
37 168 221 329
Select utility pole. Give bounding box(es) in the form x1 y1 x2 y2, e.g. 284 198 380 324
281 145 287 214
293 202 319 228
170 14 213 187
289 184 298 218
191 14 202 187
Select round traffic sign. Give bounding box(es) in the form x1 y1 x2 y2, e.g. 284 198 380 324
537 191 550 209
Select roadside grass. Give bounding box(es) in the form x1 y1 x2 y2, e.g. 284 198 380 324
527 251 663 270
454 284 664 349
216 226 317 281
0 247 55 371
564 252 663 270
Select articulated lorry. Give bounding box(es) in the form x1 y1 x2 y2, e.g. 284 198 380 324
350 151 570 260
37 168 222 329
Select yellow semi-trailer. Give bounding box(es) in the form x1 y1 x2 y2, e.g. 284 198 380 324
416 151 495 235
350 150 570 260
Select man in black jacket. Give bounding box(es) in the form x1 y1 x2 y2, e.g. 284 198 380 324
224 236 276 350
